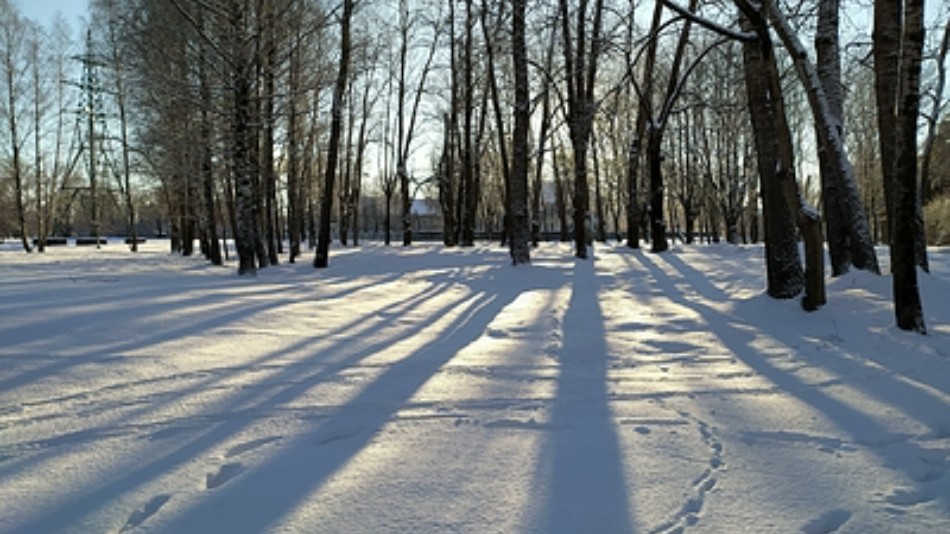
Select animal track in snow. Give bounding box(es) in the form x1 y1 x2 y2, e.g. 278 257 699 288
648 411 725 534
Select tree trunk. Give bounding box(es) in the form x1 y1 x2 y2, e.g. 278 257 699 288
439 113 457 246
5 13 31 253
314 0 352 268
875 0 926 332
741 9 805 300
198 13 221 265
261 0 279 266
814 0 850 276
32 37 44 252
482 0 511 249
558 0 605 260
510 0 531 264
761 0 879 274
287 44 302 263
647 127 668 252
230 3 256 275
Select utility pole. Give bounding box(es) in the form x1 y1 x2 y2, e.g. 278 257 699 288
71 29 107 248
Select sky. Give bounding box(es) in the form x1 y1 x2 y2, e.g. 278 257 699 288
12 0 89 28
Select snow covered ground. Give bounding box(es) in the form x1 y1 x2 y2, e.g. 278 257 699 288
1 239 948 534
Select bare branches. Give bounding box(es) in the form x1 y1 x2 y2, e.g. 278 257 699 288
661 0 756 43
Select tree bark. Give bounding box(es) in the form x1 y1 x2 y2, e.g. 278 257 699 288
510 0 531 264
875 0 926 332
814 0 851 276
760 0 879 274
230 2 257 275
314 0 353 268
260 0 279 266
558 0 605 260
740 9 806 300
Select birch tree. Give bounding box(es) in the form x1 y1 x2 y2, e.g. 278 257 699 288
510 0 530 264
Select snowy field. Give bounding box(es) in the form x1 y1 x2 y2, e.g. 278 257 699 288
1 238 948 534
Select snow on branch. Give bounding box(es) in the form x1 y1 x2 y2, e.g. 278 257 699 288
660 0 757 42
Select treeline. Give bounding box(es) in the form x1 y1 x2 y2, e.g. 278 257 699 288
1 0 948 332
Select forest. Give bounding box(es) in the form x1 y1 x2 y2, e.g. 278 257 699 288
1 0 949 333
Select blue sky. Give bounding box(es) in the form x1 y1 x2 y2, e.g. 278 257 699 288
13 0 89 28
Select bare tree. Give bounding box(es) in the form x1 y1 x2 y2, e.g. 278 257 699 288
94 0 143 253
314 0 353 268
626 0 662 249
558 0 605 259
758 0 880 274
394 0 440 247
1 1 32 252
920 16 950 205
29 25 47 251
739 3 824 308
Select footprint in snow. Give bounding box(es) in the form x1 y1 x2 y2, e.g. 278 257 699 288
206 463 246 490
225 436 282 459
119 494 171 532
316 428 363 446
800 509 852 534
885 487 933 506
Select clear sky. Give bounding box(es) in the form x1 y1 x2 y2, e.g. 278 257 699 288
12 0 89 28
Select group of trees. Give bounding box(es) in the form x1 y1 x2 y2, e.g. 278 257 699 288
1 0 948 332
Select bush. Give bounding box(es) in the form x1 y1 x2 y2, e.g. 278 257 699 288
924 195 950 245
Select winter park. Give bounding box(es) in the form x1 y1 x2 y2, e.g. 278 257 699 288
2 0 950 533
0 237 949 533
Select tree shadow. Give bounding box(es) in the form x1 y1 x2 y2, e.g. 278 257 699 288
1 245 589 532
147 257 574 532
3 256 505 532
637 250 950 510
536 257 635 533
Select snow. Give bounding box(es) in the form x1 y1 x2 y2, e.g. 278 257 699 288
1 239 949 533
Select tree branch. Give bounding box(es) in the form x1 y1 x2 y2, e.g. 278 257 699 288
662 0 756 42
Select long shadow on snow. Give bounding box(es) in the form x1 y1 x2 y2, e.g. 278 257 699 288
636 250 950 510
9 254 569 532
0 274 468 525
537 257 635 533
0 261 408 396
660 252 950 440
152 260 573 532
0 276 461 487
